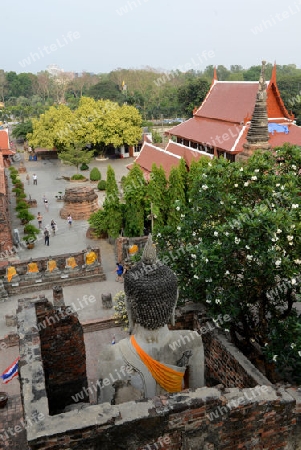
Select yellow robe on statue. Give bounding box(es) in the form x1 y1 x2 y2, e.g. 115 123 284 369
27 262 39 273
66 257 77 269
48 260 57 272
7 266 17 282
86 251 97 265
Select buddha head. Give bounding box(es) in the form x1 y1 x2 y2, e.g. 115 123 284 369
124 235 177 331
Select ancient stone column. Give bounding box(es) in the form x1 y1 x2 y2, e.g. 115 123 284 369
52 286 65 308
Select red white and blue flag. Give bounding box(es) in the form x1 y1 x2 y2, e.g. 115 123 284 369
0 357 20 384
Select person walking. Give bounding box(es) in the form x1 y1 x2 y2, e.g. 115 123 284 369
37 212 43 229
26 174 30 185
33 174 37 185
51 219 56 235
44 227 50 246
115 262 124 282
44 198 49 212
67 214 72 228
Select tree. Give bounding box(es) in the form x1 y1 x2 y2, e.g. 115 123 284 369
11 121 33 139
156 145 301 383
166 165 186 226
147 164 168 231
177 76 210 117
103 165 123 238
123 163 147 237
58 143 94 172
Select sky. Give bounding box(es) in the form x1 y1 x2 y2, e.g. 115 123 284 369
2 0 301 74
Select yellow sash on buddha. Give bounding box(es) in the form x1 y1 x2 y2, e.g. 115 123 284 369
67 257 77 268
7 266 17 282
130 335 184 393
28 262 39 273
86 251 96 265
48 260 57 272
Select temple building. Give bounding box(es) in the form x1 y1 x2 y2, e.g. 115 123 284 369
133 62 301 179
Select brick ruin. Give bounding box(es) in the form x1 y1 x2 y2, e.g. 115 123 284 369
0 154 13 255
17 301 301 449
60 186 99 220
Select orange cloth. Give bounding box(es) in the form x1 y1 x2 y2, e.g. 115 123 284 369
86 251 97 265
129 244 138 255
66 257 77 268
130 335 184 393
27 262 39 273
48 260 57 272
7 266 17 282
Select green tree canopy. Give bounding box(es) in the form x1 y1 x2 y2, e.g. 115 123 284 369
156 145 301 383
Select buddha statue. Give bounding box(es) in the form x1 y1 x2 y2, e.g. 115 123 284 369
45 257 60 277
26 259 39 278
98 235 204 405
83 247 99 270
6 266 19 283
64 255 78 271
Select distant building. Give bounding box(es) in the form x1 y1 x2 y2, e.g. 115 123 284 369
133 62 301 179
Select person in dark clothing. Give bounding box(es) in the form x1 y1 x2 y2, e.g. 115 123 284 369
44 228 50 246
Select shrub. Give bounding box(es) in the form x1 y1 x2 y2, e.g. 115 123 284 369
16 200 29 212
80 163 89 171
113 291 129 331
90 167 101 181
71 174 86 180
97 180 107 190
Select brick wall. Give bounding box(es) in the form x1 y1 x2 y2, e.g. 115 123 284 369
36 299 89 415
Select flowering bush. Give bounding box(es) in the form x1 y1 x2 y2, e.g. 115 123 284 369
156 144 301 383
113 291 129 331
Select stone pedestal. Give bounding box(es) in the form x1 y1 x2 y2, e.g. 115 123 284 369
52 286 65 308
60 187 99 220
102 293 112 309
5 314 17 327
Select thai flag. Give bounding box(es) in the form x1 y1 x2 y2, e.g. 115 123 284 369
0 357 20 384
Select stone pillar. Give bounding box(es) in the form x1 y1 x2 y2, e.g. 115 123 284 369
102 293 112 309
52 286 65 308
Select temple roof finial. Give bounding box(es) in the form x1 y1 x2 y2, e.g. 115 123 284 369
213 66 218 81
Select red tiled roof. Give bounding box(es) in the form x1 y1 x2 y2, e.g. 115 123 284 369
195 81 259 123
165 141 213 167
133 142 181 179
167 117 245 152
0 153 6 194
1 149 15 156
0 130 10 151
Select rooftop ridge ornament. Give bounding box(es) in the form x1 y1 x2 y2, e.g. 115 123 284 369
141 234 157 265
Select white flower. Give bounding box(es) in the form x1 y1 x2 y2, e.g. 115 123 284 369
191 254 196 259
192 231 196 236
176 206 180 211
208 162 212 167
225 232 229 236
246 255 253 261
205 258 209 263
281 185 285 190
244 182 249 187
245 245 250 250
276 184 280 187
291 343 296 349
275 259 281 267
264 343 268 347
298 351 301 357
206 299 211 303
233 200 236 204
177 226 181 231
272 355 278 362
215 299 221 304
291 225 296 229
214 231 218 237
193 274 199 279
276 229 282 234
251 176 257 181
157 233 161 237
220 201 224 205
225 270 230 275
291 278 297 285
235 237 240 244
205 278 212 283
180 214 185 218
294 259 301 265
202 173 207 178
202 184 208 190
292 165 297 170
240 167 243 171
255 169 260 173
224 328 229 332
292 204 299 209
234 183 238 187
287 235 294 241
